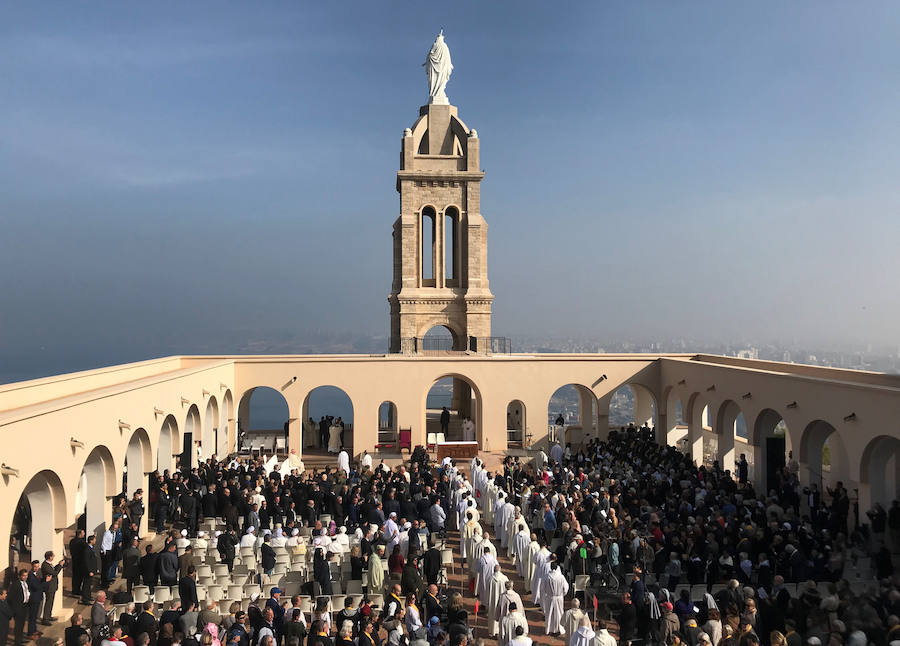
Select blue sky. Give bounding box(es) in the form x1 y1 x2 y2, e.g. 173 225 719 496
1 2 898 373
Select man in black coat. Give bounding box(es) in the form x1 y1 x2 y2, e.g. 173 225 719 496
129 490 145 537
26 560 46 636
69 529 86 598
80 536 98 605
8 569 30 645
181 490 198 537
132 600 158 646
0 587 13 646
217 529 237 572
202 485 218 520
139 545 158 588
121 538 141 593
156 544 178 587
178 567 198 611
260 536 276 579
422 541 442 586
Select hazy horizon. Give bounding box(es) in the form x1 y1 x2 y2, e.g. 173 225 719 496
2 2 898 377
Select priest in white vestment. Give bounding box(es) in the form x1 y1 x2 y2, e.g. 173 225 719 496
509 625 533 646
541 562 570 635
476 547 498 606
513 526 531 577
486 564 509 636
361 450 372 471
498 580 523 622
506 509 522 555
499 603 529 646
593 619 617 646
337 449 349 476
367 545 384 595
571 615 596 646
562 598 585 645
523 535 540 592
530 546 550 604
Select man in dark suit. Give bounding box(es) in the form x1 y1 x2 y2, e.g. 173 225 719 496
68 529 86 598
132 600 158 646
139 545 158 588
217 529 237 573
129 490 145 536
178 567 198 611
260 535 276 580
26 560 46 637
8 569 30 645
0 587 14 646
40 551 65 625
181 489 198 537
90 590 108 642
156 544 178 587
121 538 141 593
80 535 98 604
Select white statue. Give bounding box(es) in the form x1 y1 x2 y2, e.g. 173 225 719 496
423 30 453 105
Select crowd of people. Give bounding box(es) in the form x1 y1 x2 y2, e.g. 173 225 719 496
4 423 900 646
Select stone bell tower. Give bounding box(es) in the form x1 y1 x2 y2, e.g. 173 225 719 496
388 100 494 354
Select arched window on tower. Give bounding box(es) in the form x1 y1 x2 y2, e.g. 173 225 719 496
422 206 436 286
444 206 459 285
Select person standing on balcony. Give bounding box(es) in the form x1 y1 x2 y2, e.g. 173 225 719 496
440 407 450 436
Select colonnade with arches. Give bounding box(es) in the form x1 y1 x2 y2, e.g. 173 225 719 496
4 353 900 608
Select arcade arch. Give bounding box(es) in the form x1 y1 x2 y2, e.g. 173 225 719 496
9 470 66 569
664 387 687 448
202 397 219 461
77 445 116 539
379 401 398 433
220 389 234 455
506 400 526 445
548 384 597 446
861 435 900 508
424 373 482 446
184 404 201 469
753 409 791 494
238 387 290 452
715 400 743 473
302 386 354 453
125 428 152 499
158 414 178 473
799 419 849 489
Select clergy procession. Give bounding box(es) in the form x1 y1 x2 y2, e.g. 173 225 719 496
10 423 900 646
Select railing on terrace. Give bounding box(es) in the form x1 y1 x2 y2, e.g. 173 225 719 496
405 335 512 354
